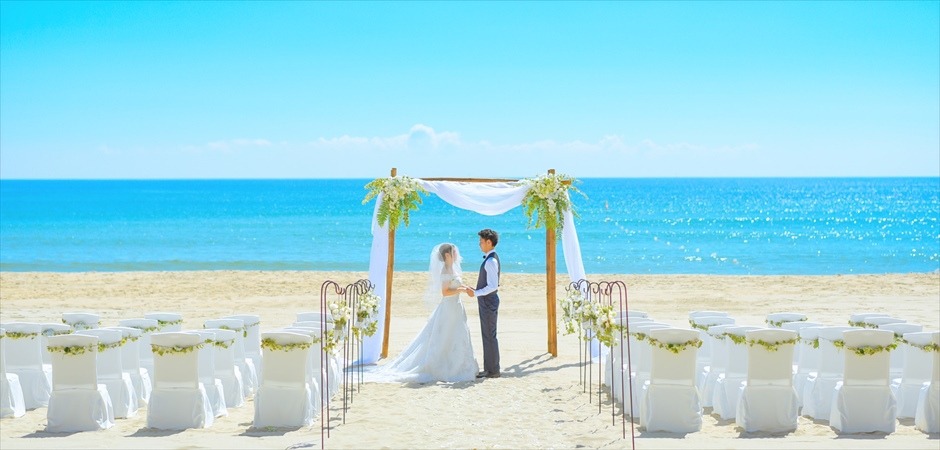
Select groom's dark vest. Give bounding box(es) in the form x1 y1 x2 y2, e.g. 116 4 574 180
476 252 500 300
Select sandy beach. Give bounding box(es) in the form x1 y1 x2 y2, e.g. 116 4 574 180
0 270 938 449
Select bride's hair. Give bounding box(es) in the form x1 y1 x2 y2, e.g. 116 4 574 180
424 242 462 310
438 243 454 261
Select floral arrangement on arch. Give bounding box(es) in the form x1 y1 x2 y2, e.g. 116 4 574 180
521 172 585 231
352 290 381 340
362 175 429 230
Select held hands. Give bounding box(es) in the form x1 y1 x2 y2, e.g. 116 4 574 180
460 285 476 297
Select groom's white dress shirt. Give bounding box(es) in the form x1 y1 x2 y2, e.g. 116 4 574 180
474 250 500 297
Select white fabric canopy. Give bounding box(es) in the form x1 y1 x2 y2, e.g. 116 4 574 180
361 179 586 364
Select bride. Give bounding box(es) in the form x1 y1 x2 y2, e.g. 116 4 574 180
368 243 479 383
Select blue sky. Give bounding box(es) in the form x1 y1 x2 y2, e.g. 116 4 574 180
1 1 938 179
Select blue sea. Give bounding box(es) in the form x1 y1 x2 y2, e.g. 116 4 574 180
0 178 937 275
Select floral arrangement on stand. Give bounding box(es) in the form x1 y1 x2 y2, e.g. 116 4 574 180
558 290 622 347
352 290 381 340
520 172 584 231
362 175 429 230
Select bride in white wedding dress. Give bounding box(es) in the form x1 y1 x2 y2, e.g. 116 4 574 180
366 243 479 383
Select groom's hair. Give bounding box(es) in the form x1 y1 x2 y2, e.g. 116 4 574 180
478 229 499 246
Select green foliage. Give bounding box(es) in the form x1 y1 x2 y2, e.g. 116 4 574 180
765 317 808 328
748 338 798 352
261 337 312 352
646 337 703 354
520 173 585 231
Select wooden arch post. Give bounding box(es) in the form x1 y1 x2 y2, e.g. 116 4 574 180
546 169 559 357
381 167 397 358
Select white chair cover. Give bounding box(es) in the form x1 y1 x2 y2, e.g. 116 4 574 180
802 326 859 420
253 331 316 428
0 322 52 409
75 329 138 418
888 330 933 418
782 321 824 369
40 323 72 365
793 325 825 407
640 328 702 432
830 329 897 433
700 324 737 409
735 329 799 432
690 316 736 392
616 311 648 319
107 326 152 405
627 323 671 417
222 315 262 379
914 331 940 433
880 323 924 380
765 312 807 328
202 328 244 409
62 313 101 331
712 325 763 420
1 328 27 418
187 330 228 417
863 316 906 327
147 332 213 430
44 334 114 432
283 327 324 413
848 313 888 326
205 318 256 398
119 318 160 377
607 317 650 403
294 321 340 398
689 311 728 319
145 313 184 332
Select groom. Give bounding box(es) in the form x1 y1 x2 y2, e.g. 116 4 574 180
466 228 501 379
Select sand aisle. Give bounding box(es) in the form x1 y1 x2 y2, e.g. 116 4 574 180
0 271 938 449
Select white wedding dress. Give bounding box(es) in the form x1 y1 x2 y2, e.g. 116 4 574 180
366 274 479 383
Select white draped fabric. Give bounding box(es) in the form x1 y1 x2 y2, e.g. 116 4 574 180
361 180 587 364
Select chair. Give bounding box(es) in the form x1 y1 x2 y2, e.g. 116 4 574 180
1 328 27 418
0 322 52 409
223 315 263 379
639 328 702 432
107 326 152 405
848 313 888 327
830 329 897 433
253 331 316 428
608 317 651 404
188 330 228 417
700 324 737 409
145 313 184 332
765 313 807 329
40 323 72 365
689 311 729 320
44 334 114 432
62 313 101 331
628 322 672 417
891 331 936 418
205 318 256 398
119 318 160 378
616 310 649 319
735 329 799 432
880 322 924 380
793 325 824 407
147 332 213 430
75 329 138 418
914 331 940 433
712 326 764 420
782 321 823 369
690 316 735 391
202 328 244 409
294 320 340 398
283 327 324 413
863 316 906 327
801 326 859 420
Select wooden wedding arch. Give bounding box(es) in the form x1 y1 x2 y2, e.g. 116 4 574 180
380 167 568 358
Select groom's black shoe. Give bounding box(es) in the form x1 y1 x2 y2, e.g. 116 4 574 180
485 372 501 378
476 371 489 378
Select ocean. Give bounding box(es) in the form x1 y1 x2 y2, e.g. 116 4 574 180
0 178 937 275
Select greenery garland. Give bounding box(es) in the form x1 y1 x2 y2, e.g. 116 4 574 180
3 331 39 340
127 324 161 334
748 338 798 352
207 338 233 349
765 317 808 328
723 333 748 345
832 339 898 356
47 344 96 356
802 338 820 349
688 320 710 332
156 319 184 328
632 332 648 342
520 173 585 231
151 342 203 356
261 337 312 352
847 320 879 329
646 336 702 354
213 324 248 338
362 175 429 230
901 339 940 353
98 339 126 353
61 319 102 330
42 328 73 337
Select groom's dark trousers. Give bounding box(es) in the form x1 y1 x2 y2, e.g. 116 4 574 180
477 293 500 374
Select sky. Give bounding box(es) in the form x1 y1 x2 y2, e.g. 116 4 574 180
1 1 938 179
